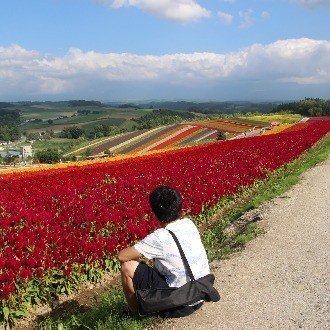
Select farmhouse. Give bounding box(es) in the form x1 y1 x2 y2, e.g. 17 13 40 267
0 146 33 161
22 145 33 158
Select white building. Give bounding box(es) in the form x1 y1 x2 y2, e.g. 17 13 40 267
22 145 33 159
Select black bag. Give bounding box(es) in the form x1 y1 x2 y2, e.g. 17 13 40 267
136 230 220 315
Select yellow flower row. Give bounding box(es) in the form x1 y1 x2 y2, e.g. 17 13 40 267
0 145 190 176
261 124 293 136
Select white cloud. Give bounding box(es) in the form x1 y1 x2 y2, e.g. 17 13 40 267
95 0 210 22
217 11 234 24
0 38 329 98
295 0 330 7
261 11 270 19
239 9 254 29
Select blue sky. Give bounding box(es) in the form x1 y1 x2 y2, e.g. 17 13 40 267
0 0 329 101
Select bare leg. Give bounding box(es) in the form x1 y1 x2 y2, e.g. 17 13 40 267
120 260 139 314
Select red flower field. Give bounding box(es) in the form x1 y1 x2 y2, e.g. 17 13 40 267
0 119 329 301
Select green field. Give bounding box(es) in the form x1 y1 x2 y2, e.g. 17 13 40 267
238 113 302 124
18 104 152 133
13 104 153 156
32 138 80 154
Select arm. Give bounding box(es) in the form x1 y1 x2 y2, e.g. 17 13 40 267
118 246 142 263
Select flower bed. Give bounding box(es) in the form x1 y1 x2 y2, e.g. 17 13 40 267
192 119 263 133
0 119 329 322
262 123 293 135
150 125 201 150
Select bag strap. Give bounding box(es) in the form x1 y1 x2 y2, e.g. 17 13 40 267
167 230 195 282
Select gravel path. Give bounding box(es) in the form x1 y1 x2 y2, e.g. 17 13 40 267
161 158 330 329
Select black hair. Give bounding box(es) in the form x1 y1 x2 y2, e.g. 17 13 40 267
149 186 183 223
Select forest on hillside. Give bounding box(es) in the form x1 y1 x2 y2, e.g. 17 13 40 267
132 109 196 129
274 98 329 117
0 105 20 142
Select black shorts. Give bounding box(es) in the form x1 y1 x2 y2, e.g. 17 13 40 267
133 262 203 318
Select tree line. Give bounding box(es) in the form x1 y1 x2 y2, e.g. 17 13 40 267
131 109 196 129
68 100 103 107
138 101 279 114
274 98 329 117
0 108 20 142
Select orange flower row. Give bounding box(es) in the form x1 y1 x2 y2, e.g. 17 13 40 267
262 124 293 135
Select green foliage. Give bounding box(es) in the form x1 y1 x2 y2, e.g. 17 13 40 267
37 288 156 330
59 126 85 139
118 103 141 109
0 102 13 108
88 124 114 139
132 109 196 129
76 109 105 115
84 148 92 157
234 224 261 246
26 132 41 141
0 109 20 141
2 153 19 165
240 113 301 124
216 131 227 140
34 148 61 164
139 101 279 114
274 98 330 117
68 100 103 107
0 259 121 328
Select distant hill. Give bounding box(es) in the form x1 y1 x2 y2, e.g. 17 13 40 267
68 100 103 107
108 101 281 114
274 98 330 117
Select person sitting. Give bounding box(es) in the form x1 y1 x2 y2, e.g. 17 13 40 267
118 185 211 317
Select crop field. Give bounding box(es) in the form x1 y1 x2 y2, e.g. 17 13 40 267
81 119 266 156
0 118 329 324
15 105 299 159
191 119 267 133
18 104 151 133
240 113 302 124
86 124 218 156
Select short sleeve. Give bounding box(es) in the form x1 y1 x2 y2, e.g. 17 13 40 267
134 231 163 260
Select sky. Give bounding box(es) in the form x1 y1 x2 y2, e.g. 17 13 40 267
0 0 329 101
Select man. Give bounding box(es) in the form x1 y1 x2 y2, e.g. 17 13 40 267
118 186 211 317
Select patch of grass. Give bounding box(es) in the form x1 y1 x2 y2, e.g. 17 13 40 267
80 118 126 131
33 138 79 154
239 113 302 124
34 134 329 330
37 288 158 330
234 224 262 247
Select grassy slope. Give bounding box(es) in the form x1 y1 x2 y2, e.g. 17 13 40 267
18 106 152 156
36 134 330 330
19 106 150 133
32 139 77 154
239 113 302 124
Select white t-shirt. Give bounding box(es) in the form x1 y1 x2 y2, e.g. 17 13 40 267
134 217 210 288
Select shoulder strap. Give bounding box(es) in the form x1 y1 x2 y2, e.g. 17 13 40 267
167 230 195 282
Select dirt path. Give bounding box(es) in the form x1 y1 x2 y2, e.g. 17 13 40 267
161 158 330 329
